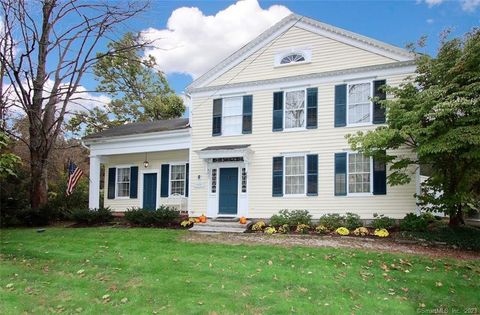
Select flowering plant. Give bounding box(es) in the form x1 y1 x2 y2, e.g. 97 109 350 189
278 224 290 234
374 228 389 238
264 227 277 234
315 225 329 234
252 221 266 231
335 227 350 236
295 224 310 234
352 227 369 236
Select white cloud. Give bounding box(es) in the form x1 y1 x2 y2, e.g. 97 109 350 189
461 0 480 11
426 18 435 24
4 79 111 118
420 0 480 11
424 0 445 7
142 0 291 79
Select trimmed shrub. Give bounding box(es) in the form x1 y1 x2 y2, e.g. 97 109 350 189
269 209 290 226
371 214 396 230
264 227 277 234
344 212 363 230
71 207 113 225
319 214 344 230
270 209 312 226
400 213 428 232
124 206 179 226
374 228 389 238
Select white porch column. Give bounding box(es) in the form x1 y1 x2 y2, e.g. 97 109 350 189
89 155 101 209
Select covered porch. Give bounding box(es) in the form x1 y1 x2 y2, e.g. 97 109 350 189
83 119 191 212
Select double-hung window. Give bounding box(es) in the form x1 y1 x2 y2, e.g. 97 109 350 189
285 156 305 195
348 83 371 125
348 153 371 194
284 90 306 129
116 167 131 197
222 96 243 136
170 164 186 196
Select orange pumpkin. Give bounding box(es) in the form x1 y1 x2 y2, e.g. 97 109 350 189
194 218 200 223
239 217 247 224
199 214 207 223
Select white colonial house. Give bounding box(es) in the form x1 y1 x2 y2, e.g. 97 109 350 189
83 14 421 219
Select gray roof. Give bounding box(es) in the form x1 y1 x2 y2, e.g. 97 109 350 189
83 118 189 140
201 144 250 151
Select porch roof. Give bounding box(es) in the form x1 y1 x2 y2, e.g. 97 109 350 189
201 144 250 151
83 118 189 140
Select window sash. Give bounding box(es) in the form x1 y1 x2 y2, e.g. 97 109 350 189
348 83 371 125
284 90 306 129
222 96 242 136
170 164 186 196
116 167 130 197
348 153 371 194
284 156 305 195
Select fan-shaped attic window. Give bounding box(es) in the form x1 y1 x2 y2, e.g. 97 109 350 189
280 53 306 65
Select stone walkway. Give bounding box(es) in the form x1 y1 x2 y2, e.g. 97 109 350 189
184 232 480 260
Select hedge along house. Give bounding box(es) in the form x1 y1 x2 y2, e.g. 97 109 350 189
84 14 420 219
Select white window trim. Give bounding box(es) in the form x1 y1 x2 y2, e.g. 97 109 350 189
283 154 308 197
114 164 135 199
168 162 187 197
346 152 374 196
283 88 307 132
221 95 243 137
346 81 374 127
274 49 312 68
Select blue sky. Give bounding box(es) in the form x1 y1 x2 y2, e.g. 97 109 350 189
80 0 480 96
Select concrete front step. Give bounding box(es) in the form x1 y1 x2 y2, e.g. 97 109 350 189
189 220 251 233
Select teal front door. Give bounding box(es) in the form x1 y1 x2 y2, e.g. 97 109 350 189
143 173 157 210
219 168 238 215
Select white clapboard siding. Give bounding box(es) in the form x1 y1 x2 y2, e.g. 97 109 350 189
207 26 397 87
189 74 417 219
103 149 189 211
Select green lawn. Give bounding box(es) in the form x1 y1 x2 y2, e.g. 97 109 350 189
0 228 478 314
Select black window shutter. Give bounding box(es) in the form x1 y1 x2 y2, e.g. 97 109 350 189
242 95 252 134
334 153 347 196
161 164 170 197
306 88 318 129
373 152 387 195
185 163 189 197
272 156 283 196
212 98 222 136
272 92 283 132
107 167 116 199
307 154 318 196
334 84 347 127
373 80 386 124
129 166 138 198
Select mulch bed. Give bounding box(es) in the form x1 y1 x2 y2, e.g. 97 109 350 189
184 232 480 260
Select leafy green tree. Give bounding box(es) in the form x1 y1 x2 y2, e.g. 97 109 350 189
347 29 480 226
68 33 185 136
0 131 20 178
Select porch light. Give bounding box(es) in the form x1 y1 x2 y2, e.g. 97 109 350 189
143 153 149 168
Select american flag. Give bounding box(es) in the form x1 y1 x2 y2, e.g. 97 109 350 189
66 161 84 196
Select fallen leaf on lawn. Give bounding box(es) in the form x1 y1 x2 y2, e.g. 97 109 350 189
5 283 14 289
75 307 83 313
268 260 273 266
102 294 110 302
419 303 426 308
198 301 204 305
401 287 409 292
121 297 128 304
76 269 85 275
299 287 308 293
435 282 443 287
